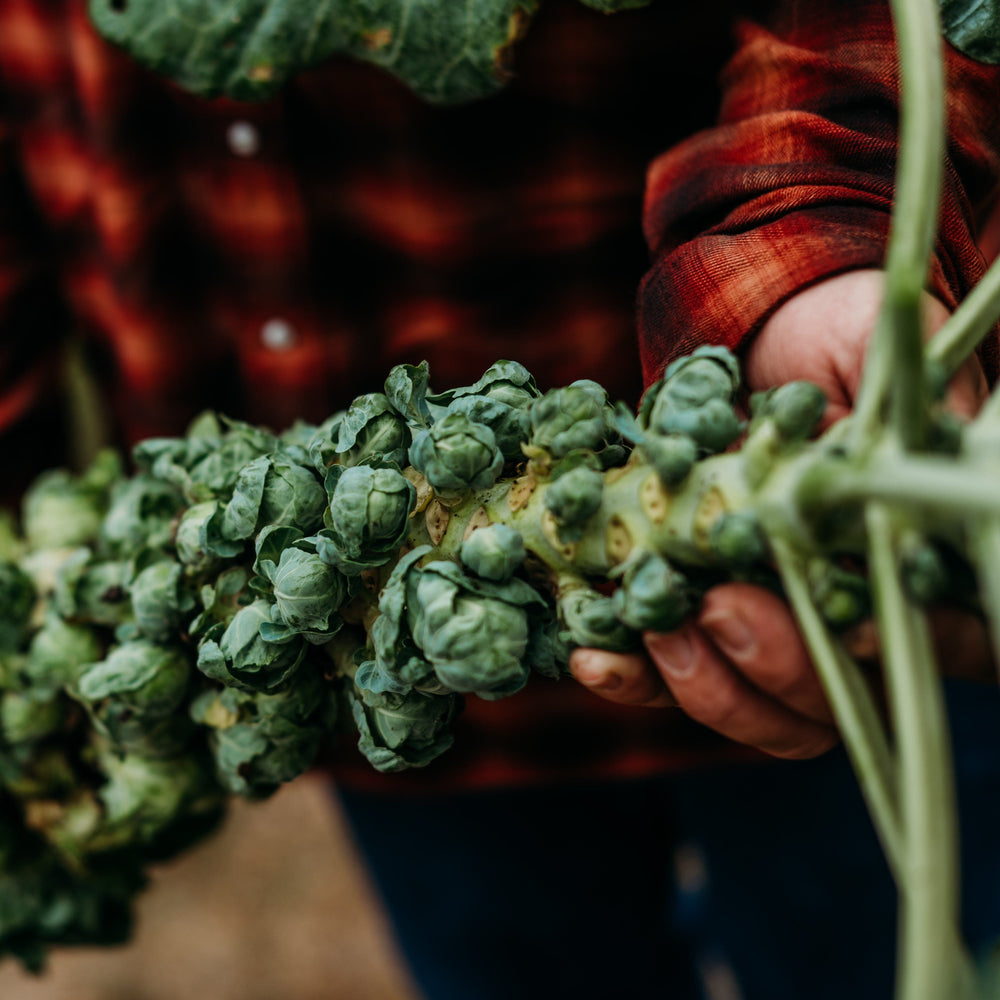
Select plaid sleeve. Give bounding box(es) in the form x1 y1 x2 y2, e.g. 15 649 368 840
637 0 1000 386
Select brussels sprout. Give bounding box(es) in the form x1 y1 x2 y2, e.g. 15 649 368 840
74 640 193 757
528 381 615 459
657 345 740 401
709 512 768 567
163 419 280 502
21 451 121 551
523 610 575 679
612 402 694 485
196 599 306 692
460 524 526 582
22 479 103 552
173 501 224 575
132 433 205 479
426 360 541 412
638 434 698 486
365 546 441 691
204 456 327 557
305 411 346 474
25 614 103 693
90 749 225 856
256 459 329 531
384 361 433 428
370 547 431 646
191 671 332 797
256 543 349 642
0 562 35 653
99 474 184 557
53 552 132 627
374 546 545 697
611 553 690 632
349 681 459 773
405 565 532 696
1 690 64 745
37 747 225 861
74 639 189 721
0 831 142 971
336 393 412 468
356 648 441 695
129 560 196 643
544 467 604 541
134 417 272 504
901 540 950 604
187 565 252 638
808 559 871 629
444 396 531 461
642 347 742 454
751 381 827 441
655 398 742 455
213 720 322 797
557 587 639 652
318 465 416 573
409 412 505 493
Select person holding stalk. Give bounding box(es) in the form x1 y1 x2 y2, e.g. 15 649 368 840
1 0 1000 996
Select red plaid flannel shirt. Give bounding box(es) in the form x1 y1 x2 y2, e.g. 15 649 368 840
1 0 998 792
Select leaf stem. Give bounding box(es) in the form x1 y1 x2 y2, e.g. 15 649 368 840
925 253 1000 382
867 503 963 1000
771 537 903 881
850 0 945 450
797 453 1000 518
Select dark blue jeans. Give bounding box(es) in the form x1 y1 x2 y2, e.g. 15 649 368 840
338 680 1000 1000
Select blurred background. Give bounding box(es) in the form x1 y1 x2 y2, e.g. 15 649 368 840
0 775 421 1000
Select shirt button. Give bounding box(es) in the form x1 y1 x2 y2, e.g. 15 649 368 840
227 120 261 157
260 318 296 350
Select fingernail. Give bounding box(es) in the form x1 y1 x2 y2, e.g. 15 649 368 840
701 610 756 657
645 631 696 678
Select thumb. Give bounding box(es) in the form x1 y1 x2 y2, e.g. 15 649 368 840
744 269 987 427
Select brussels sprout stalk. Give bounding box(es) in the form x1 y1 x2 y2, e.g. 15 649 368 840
927 256 1000 383
4 0 1000 992
771 537 903 881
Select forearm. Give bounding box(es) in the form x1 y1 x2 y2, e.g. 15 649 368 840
638 0 1000 386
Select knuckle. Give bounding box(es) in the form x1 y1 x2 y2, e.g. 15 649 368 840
676 673 746 731
767 667 822 709
618 673 670 706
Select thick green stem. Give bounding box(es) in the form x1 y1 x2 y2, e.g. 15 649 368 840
771 537 903 881
798 453 1000 519
926 253 1000 383
850 0 945 450
867 503 963 1000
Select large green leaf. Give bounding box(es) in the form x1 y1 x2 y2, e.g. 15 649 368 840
940 0 1000 63
88 0 540 104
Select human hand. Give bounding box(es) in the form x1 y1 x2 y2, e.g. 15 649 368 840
570 269 989 759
